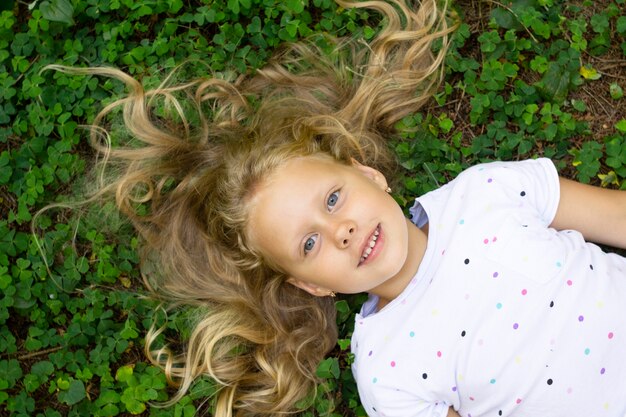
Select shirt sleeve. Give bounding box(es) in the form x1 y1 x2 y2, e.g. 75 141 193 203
456 158 560 227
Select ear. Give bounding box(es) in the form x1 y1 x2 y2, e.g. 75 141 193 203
287 277 333 297
350 158 389 191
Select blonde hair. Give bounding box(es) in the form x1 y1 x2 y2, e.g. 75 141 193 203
46 0 455 415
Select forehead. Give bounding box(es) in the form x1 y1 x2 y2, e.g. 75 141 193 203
254 154 348 202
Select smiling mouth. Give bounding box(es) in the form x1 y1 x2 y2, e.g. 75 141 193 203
359 224 381 265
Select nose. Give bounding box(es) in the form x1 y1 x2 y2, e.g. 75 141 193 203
334 220 357 249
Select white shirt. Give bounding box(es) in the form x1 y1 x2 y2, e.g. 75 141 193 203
351 159 626 417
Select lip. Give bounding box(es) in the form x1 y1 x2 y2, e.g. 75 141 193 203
358 224 383 267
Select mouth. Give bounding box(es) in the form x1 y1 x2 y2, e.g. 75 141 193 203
359 224 381 266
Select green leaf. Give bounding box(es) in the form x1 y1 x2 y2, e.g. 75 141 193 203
121 387 147 414
490 0 538 30
39 0 74 25
0 266 10 290
0 154 11 185
337 338 351 350
571 99 587 112
617 16 626 34
316 357 340 379
598 171 620 187
285 0 305 14
58 379 85 405
580 65 601 80
0 359 23 387
226 0 239 14
539 61 573 103
610 83 623 100
120 319 139 339
116 364 135 383
286 19 300 38
247 16 261 33
616 119 626 133
31 360 54 377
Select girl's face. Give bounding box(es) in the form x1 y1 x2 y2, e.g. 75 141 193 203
247 155 421 302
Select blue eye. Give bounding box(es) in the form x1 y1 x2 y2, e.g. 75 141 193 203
304 235 318 255
327 190 340 210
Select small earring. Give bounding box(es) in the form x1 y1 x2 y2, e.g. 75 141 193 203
329 291 336 298
385 186 392 193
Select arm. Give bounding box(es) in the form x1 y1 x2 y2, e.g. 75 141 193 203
447 407 461 417
550 177 626 249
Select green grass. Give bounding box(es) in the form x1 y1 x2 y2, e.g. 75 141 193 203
1 0 625 416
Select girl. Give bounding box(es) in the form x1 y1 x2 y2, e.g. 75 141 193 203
47 0 626 416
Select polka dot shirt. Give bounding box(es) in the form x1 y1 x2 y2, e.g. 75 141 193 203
351 159 626 417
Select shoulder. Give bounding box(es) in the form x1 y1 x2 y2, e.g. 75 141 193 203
456 158 557 185
448 158 560 224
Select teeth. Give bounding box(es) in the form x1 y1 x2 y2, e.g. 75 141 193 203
360 226 380 263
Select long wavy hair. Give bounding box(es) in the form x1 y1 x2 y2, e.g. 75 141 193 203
45 0 455 415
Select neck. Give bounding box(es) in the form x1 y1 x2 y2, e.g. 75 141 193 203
374 218 428 310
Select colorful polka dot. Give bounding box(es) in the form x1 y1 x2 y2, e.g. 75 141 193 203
521 289 527 296
496 302 503 309
566 279 573 286
549 301 554 307
492 236 497 242
608 332 614 339
490 378 496 384
584 348 591 355
390 361 396 367
493 272 499 278
516 398 522 404
459 219 465 225
556 261 562 267
513 323 519 330
520 191 526 196
461 330 467 337
578 315 584 322
601 367 606 375
437 351 442 358
422 373 428 379
409 331 415 337
452 386 457 392
547 378 553 385
464 258 470 265
368 350 373 356
372 377 377 383
488 178 493 183
483 238 489 244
